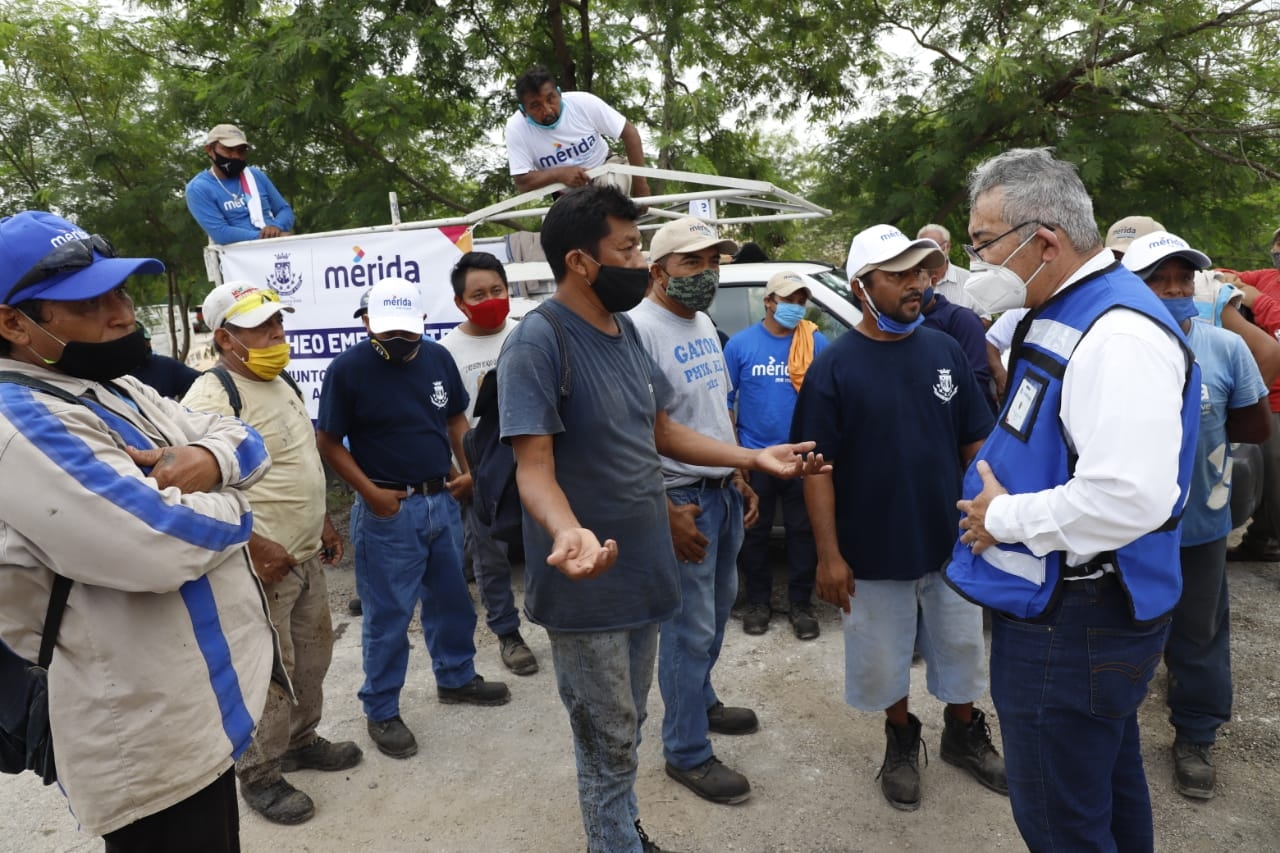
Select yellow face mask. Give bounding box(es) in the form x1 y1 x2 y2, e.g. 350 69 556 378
231 337 291 380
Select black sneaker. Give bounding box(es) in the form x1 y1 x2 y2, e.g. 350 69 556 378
878 713 923 811
498 631 539 676
707 701 759 735
280 735 363 773
366 715 418 759
665 756 751 804
240 778 316 825
940 706 1007 795
742 603 771 635
437 674 511 706
1173 740 1216 799
788 602 820 640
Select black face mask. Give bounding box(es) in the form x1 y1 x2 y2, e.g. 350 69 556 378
27 323 149 382
214 154 247 178
371 335 421 364
583 255 649 313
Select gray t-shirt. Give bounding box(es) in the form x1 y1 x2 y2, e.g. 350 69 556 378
498 299 678 632
627 298 736 487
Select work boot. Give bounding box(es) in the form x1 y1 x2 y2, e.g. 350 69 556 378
878 713 923 811
1226 536 1280 562
498 630 539 676
707 701 759 735
347 597 362 616
742 603 771 635
940 707 1008 795
665 756 751 804
437 674 511 706
788 602 820 640
367 715 418 759
1173 740 1216 799
240 778 316 825
280 735 363 773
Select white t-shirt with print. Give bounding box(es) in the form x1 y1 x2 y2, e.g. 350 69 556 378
505 91 627 176
439 321 515 426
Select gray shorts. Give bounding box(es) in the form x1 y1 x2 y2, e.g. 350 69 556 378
840 571 988 712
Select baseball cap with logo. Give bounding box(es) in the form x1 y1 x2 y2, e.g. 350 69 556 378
204 124 249 148
0 211 164 306
365 277 425 335
353 288 371 319
203 281 294 330
1120 231 1211 279
846 224 945 281
765 271 810 299
1104 215 1165 252
648 218 738 262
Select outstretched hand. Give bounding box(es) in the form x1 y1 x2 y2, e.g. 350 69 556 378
754 441 830 479
548 527 618 580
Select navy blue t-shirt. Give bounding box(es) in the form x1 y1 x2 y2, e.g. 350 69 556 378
790 326 994 581
317 338 468 482
922 293 997 412
498 300 678 632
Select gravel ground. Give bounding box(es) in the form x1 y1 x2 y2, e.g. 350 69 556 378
3 507 1279 852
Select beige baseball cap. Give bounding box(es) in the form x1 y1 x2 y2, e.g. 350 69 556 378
204 124 249 148
1104 215 1164 252
649 218 737 262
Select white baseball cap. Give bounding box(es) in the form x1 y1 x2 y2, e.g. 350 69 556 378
1121 231 1211 279
204 281 293 330
846 224 945 281
365 277 425 335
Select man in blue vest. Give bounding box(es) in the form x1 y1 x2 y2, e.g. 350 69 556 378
946 148 1200 852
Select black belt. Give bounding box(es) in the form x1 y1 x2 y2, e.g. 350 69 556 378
1062 556 1117 581
680 474 734 491
372 477 447 497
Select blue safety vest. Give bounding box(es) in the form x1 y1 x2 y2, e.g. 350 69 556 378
945 263 1200 622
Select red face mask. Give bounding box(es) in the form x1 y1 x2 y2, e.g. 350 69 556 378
465 296 510 330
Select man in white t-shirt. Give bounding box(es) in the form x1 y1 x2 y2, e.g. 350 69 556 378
438 253 538 676
505 66 650 199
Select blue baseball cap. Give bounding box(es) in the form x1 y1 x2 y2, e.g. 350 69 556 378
0 211 164 306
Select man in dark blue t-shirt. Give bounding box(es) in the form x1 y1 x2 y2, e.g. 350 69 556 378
317 276 509 762
793 224 1002 813
499 185 827 853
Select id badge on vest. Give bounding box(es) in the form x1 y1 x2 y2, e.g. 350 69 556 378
1002 372 1047 442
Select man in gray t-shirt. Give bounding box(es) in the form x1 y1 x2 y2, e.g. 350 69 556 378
628 218 762 807
498 186 827 853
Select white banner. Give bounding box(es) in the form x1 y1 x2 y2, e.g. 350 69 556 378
217 228 469 418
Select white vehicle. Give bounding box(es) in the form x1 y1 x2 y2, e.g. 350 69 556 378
710 260 860 341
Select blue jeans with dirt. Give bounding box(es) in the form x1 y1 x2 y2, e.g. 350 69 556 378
992 575 1170 853
659 483 744 770
1166 538 1232 745
548 624 658 853
351 492 478 722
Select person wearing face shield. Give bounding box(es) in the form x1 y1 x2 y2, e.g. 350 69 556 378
794 224 1002 812
626 218 762 807
505 66 651 199
723 272 829 641
946 148 1202 852
185 124 295 245
1122 232 1270 802
316 277 510 764
497 186 828 853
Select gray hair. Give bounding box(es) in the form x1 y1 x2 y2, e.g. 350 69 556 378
968 148 1102 253
917 223 949 243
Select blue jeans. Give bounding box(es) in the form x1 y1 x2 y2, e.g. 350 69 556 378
659 483 744 769
1166 538 1232 744
548 624 658 853
351 492 478 721
739 470 815 606
992 576 1170 853
462 503 520 637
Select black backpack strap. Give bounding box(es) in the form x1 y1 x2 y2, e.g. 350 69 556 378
37 576 72 669
204 365 243 418
279 370 304 403
530 303 572 404
0 372 84 407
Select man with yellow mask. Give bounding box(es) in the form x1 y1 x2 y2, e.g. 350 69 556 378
183 281 360 826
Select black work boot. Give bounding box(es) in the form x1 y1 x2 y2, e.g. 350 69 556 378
941 706 1008 795
878 713 923 811
1172 740 1216 799
240 777 316 825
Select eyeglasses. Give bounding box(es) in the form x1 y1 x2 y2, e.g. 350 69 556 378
223 288 283 325
962 221 1047 262
5 234 116 304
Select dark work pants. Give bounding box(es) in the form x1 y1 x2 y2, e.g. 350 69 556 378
738 470 816 607
103 766 239 853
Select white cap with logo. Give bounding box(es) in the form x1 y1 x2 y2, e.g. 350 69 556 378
365 277 425 335
204 281 293 330
1120 231 1211 278
846 224 945 281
